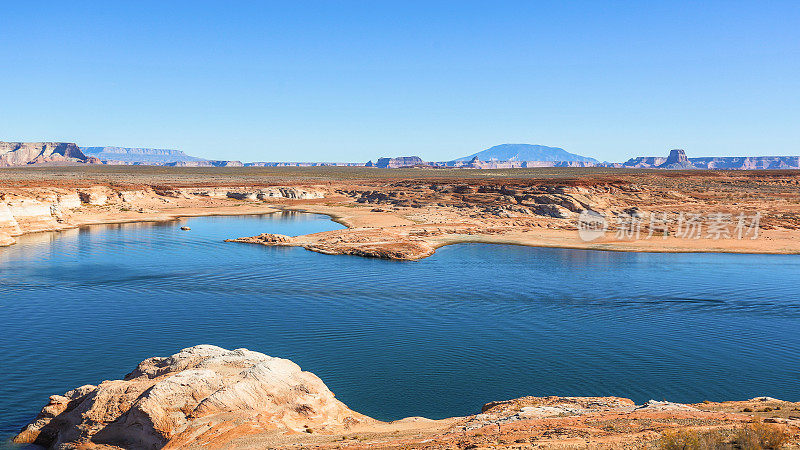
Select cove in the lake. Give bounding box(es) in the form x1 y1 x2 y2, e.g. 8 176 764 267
1 212 799 440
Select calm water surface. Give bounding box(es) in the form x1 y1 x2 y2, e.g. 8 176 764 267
1 213 799 439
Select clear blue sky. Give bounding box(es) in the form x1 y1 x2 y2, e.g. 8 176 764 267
1 1 798 162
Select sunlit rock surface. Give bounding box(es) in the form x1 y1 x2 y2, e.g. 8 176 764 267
14 345 371 449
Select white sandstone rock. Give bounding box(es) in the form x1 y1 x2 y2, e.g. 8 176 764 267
14 345 371 449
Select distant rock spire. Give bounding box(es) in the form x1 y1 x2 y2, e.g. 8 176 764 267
658 149 694 169
665 149 688 165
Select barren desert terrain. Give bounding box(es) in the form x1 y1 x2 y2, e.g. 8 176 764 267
2 166 799 257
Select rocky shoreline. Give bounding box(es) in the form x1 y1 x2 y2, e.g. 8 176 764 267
14 346 800 449
0 185 324 247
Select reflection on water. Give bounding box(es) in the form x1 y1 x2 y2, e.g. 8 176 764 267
1 212 799 440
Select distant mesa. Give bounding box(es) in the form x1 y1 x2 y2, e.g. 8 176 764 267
243 161 364 167
622 149 693 169
83 147 250 167
81 146 206 165
367 144 602 169
454 144 598 163
444 157 601 169
623 149 800 170
447 143 602 168
375 156 426 168
3 140 799 170
0 142 249 167
690 155 800 170
369 147 800 170
165 160 244 167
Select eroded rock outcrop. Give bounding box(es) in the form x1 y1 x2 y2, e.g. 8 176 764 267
0 200 22 236
78 187 111 206
0 142 90 166
0 231 14 246
307 239 436 260
227 187 325 201
4 197 59 231
227 233 296 245
14 345 371 449
228 228 438 261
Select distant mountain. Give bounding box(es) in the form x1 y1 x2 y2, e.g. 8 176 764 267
81 147 206 164
454 144 598 163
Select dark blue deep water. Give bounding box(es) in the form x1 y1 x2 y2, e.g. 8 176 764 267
1 212 799 439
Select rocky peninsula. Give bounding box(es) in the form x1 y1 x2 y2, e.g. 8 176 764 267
14 345 800 449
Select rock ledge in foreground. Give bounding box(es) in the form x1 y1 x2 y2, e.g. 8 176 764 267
14 345 371 449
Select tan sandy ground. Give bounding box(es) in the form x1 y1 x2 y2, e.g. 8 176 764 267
174 397 800 449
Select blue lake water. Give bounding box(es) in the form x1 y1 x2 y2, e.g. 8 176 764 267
1 212 799 440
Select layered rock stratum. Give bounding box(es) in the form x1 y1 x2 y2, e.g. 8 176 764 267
15 346 800 449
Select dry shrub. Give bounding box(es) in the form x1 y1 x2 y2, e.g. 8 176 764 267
659 423 790 449
734 423 790 449
659 428 729 449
